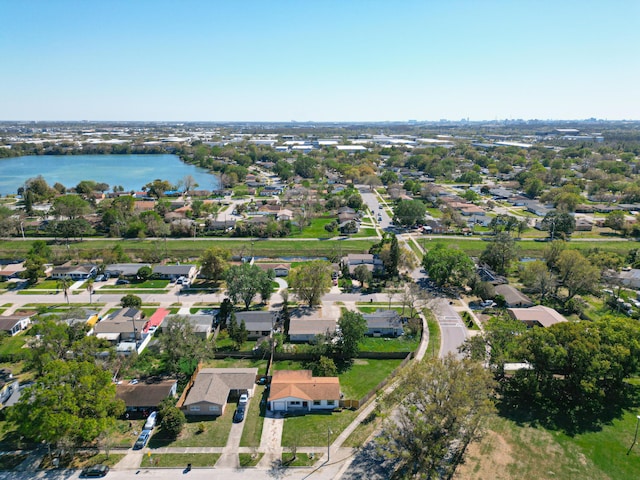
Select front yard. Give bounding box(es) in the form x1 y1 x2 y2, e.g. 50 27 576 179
149 406 235 448
281 409 359 447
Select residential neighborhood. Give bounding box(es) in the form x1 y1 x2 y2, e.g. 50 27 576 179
1 120 640 479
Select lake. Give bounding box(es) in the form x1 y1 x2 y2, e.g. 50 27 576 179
0 154 220 196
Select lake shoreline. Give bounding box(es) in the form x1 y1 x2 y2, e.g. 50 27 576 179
0 154 221 196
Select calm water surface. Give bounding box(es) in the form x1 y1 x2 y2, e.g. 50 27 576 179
0 154 220 195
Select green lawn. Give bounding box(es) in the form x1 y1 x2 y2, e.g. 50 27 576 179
239 452 264 467
140 453 220 468
281 409 359 447
215 330 255 352
281 452 320 466
272 360 306 371
424 310 441 358
26 280 60 290
457 409 640 480
358 336 419 353
343 410 382 448
240 387 268 447
339 359 403 400
0 334 29 359
288 217 338 239
101 279 169 289
0 238 376 261
435 238 639 259
357 306 404 314
149 408 234 448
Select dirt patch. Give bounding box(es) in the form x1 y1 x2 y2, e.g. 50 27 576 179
454 429 513 480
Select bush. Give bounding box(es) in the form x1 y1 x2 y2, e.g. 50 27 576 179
160 407 187 438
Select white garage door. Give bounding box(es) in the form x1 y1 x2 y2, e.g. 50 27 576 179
272 401 286 411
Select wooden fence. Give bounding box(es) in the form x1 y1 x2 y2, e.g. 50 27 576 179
175 362 203 409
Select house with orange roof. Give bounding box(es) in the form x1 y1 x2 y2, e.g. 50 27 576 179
268 370 340 412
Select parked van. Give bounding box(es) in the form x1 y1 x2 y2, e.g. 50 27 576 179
144 411 157 430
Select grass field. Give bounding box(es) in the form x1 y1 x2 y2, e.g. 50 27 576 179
0 238 376 261
425 238 639 258
455 409 640 480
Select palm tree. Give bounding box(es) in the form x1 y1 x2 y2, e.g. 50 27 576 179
56 275 72 305
86 277 94 304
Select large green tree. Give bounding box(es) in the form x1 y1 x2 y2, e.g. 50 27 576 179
199 247 230 281
556 249 600 302
52 194 91 220
159 316 213 376
519 260 556 300
393 199 426 227
120 294 142 308
289 260 333 307
335 310 367 361
377 355 495 479
9 360 125 447
480 231 518 274
505 318 640 431
541 211 576 240
422 243 475 289
225 263 272 310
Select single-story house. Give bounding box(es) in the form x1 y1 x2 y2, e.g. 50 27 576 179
116 379 178 414
362 309 404 337
255 263 289 277
105 263 151 278
181 368 258 416
495 285 534 308
507 305 567 328
339 220 360 234
574 217 594 231
234 311 277 340
0 314 33 336
93 308 145 344
206 219 237 232
342 254 384 275
163 314 214 338
50 264 97 280
268 370 340 412
152 264 197 281
0 263 25 281
288 308 337 342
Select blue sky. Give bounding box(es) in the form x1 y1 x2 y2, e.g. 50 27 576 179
1 0 638 121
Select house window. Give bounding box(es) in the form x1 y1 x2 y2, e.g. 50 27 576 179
313 401 321 406
209 406 219 412
290 401 301 406
189 406 200 411
327 400 335 406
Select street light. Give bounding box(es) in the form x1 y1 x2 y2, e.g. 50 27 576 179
327 428 333 462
